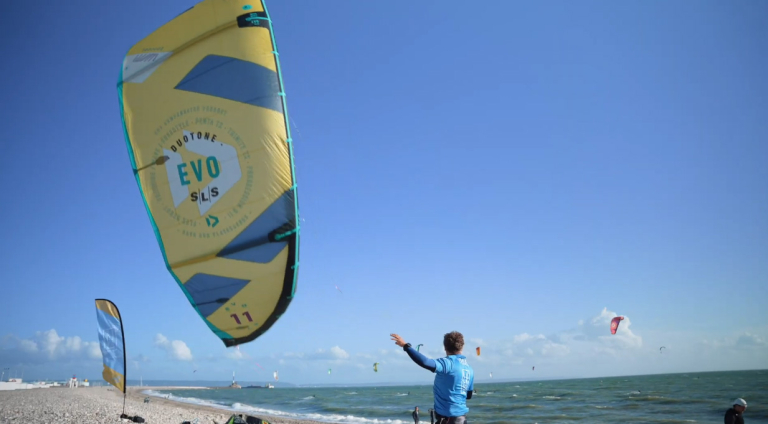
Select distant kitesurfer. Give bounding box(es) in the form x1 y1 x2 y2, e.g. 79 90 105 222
391 331 474 424
413 406 420 424
724 398 747 424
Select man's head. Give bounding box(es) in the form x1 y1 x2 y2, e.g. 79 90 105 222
415 406 419 411
733 398 747 413
443 331 465 355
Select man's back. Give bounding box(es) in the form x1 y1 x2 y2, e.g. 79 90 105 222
433 355 474 417
725 407 744 424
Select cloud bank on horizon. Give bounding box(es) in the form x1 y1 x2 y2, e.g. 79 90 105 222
1 307 765 383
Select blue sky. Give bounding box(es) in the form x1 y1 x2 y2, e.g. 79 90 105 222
1 0 766 385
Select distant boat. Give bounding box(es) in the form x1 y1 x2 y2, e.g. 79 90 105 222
244 383 274 389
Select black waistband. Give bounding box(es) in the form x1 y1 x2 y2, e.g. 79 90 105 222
433 412 466 424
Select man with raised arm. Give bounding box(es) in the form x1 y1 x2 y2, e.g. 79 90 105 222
391 332 474 424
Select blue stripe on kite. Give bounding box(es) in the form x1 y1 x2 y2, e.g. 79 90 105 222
96 309 125 374
175 55 283 113
184 274 251 317
217 190 294 263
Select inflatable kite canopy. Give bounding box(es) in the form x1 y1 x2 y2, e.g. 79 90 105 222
117 0 300 347
610 316 625 335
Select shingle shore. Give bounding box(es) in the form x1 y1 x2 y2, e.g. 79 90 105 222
0 386 329 424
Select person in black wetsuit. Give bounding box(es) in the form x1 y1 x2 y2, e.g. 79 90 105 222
725 398 747 424
412 406 419 424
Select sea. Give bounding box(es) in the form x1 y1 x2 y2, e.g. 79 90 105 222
136 370 767 424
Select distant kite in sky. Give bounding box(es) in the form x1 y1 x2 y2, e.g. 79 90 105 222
660 346 666 353
416 344 423 352
335 285 343 294
476 347 481 356
610 316 625 335
373 363 379 372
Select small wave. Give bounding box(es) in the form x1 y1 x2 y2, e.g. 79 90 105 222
595 406 611 409
231 402 407 424
506 404 542 410
344 392 358 395
542 396 561 400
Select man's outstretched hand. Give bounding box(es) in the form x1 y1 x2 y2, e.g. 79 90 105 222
390 333 406 347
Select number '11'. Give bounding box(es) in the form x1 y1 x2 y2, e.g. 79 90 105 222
230 312 252 324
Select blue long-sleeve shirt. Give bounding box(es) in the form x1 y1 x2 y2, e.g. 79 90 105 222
404 346 474 417
405 346 437 371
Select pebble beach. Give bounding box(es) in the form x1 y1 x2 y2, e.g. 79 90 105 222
0 386 326 424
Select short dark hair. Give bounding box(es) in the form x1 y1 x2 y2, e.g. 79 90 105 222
443 331 464 353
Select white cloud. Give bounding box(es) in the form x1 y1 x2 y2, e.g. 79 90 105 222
281 346 350 361
735 333 766 348
583 307 643 349
225 348 246 360
153 334 193 361
468 338 485 346
458 308 641 371
0 329 102 364
19 339 38 353
308 346 349 360
495 332 569 359
131 354 150 370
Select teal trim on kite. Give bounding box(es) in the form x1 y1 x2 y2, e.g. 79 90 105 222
263 0 301 299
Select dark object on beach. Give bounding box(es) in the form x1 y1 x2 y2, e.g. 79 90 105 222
144 397 150 403
225 415 247 424
223 414 270 424
120 414 145 423
225 415 264 424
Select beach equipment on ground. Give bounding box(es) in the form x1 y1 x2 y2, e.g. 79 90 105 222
117 0 300 348
225 414 270 424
